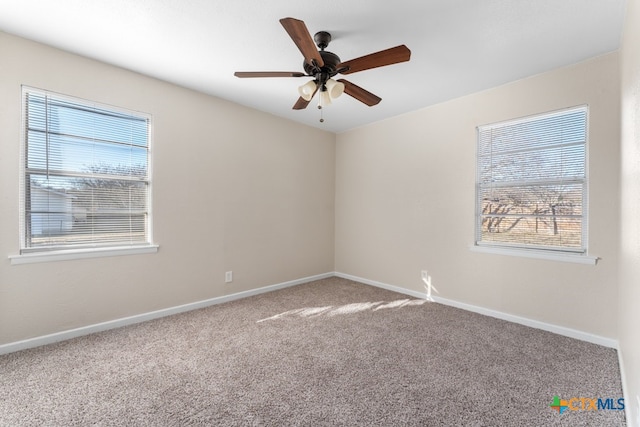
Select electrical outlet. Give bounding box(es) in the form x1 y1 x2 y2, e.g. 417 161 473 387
225 271 233 283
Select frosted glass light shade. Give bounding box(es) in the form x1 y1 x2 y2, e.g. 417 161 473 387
325 79 345 99
298 80 317 101
319 90 332 107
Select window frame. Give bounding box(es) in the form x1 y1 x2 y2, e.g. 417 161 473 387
472 106 597 265
11 86 157 264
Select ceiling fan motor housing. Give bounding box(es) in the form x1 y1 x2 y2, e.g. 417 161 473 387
304 50 341 83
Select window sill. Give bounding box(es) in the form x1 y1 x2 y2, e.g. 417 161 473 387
9 245 159 265
469 245 598 265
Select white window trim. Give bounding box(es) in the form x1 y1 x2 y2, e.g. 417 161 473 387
15 86 158 262
9 245 159 265
469 244 598 265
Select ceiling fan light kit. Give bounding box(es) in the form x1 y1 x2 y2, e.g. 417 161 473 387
234 17 411 123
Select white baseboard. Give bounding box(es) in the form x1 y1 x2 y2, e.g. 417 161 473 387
0 272 334 355
334 272 429 300
1 271 619 356
335 272 619 349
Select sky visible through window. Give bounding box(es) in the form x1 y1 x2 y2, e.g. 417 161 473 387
27 94 148 188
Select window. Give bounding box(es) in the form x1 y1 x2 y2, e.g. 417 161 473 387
475 106 588 257
20 87 153 255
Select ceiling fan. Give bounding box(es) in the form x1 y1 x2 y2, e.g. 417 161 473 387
234 17 411 117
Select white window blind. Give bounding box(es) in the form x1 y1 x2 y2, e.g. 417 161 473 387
21 87 152 252
475 106 588 253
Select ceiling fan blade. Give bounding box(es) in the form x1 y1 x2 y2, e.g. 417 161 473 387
338 45 411 75
293 97 311 110
292 86 319 110
280 17 324 68
337 79 381 106
234 71 306 78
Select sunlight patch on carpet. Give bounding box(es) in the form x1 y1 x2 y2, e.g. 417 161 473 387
257 299 428 323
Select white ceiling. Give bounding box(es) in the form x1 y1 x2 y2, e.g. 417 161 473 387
0 0 627 133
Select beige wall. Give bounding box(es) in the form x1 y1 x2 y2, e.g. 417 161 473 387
0 32 336 344
0 27 633 417
336 52 620 338
620 0 640 424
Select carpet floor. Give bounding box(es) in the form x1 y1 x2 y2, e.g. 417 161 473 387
0 277 626 426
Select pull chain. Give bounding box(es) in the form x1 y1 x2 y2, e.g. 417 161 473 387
318 93 324 123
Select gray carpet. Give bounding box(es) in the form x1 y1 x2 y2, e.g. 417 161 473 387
0 277 626 426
